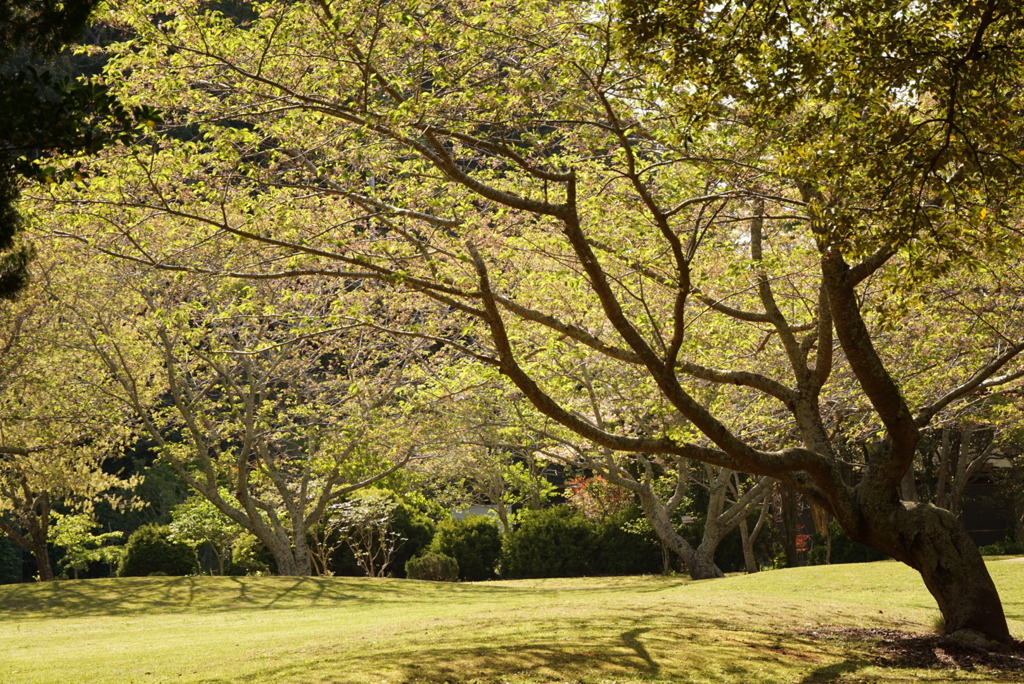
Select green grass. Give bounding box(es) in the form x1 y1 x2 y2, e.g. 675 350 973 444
0 559 1022 683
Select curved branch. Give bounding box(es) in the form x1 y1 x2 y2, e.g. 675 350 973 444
915 341 1024 427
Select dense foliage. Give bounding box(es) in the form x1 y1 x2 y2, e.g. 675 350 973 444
405 551 460 582
502 508 598 579
429 516 502 582
0 0 150 297
117 524 198 577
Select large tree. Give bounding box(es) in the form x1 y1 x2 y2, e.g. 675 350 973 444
45 0 1024 642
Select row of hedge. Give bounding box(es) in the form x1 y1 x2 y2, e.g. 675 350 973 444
407 507 663 581
115 506 666 580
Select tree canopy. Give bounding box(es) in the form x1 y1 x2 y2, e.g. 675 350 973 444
29 0 1024 642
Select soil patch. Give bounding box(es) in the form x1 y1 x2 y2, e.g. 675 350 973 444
803 627 1024 672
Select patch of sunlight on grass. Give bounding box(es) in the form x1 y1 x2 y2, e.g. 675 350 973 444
0 560 1021 683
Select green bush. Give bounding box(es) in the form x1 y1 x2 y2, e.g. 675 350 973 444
429 515 502 581
405 551 459 581
979 539 1024 555
0 537 21 584
225 533 272 575
501 507 597 578
592 508 663 575
117 524 198 577
390 499 436 577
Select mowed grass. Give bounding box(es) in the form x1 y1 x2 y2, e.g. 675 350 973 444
0 559 1021 683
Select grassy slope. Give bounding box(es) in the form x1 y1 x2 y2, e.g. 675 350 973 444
0 559 1021 684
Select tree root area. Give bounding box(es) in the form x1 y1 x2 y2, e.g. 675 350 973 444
803 627 1024 673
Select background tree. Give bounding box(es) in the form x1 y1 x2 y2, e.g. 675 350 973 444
48 511 123 579
0 0 149 297
0 241 145 580
75 264 428 576
168 492 244 575
330 490 406 578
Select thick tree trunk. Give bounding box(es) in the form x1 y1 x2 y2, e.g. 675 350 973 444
292 534 312 576
900 504 1010 643
851 501 1011 644
30 537 53 581
263 533 313 576
692 541 725 580
267 544 313 576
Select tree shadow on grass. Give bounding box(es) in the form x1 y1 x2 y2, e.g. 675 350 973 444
0 575 390 618
0 574 690 620
620 627 660 676
233 624 669 683
233 611 830 684
798 628 1024 683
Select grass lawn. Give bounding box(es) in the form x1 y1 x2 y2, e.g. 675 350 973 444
0 558 1021 683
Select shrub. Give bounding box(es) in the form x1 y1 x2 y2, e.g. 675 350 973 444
979 539 1024 555
226 533 272 575
592 508 663 575
405 551 459 581
117 524 198 577
0 537 20 584
389 498 435 577
429 515 502 581
501 507 597 578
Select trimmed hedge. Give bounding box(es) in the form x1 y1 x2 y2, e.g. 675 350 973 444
979 539 1024 555
429 515 502 581
117 524 198 577
593 509 663 575
405 551 459 581
501 507 597 578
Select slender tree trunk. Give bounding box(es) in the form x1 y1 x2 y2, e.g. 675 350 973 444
779 485 800 567
739 517 758 574
900 466 918 503
638 490 724 579
26 492 53 581
739 498 770 574
496 502 511 535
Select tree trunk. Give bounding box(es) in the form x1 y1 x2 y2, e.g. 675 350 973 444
900 466 918 503
779 485 800 567
692 540 725 580
30 536 54 581
292 533 312 576
739 517 758 574
904 505 1009 643
852 501 1011 644
259 531 300 576
638 490 724 579
739 497 771 574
